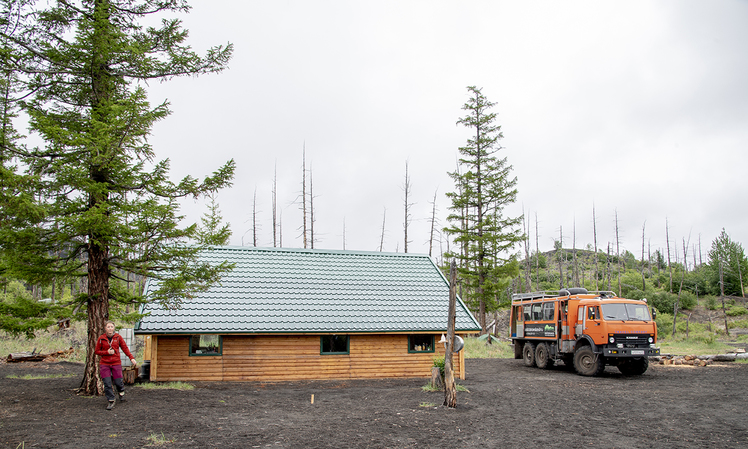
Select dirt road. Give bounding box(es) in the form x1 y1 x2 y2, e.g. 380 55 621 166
2 359 746 448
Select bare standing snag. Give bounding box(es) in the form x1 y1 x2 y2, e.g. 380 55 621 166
510 288 660 376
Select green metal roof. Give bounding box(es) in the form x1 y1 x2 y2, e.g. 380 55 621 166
135 246 481 334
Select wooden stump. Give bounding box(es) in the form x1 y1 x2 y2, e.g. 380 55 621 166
123 366 137 385
430 366 443 389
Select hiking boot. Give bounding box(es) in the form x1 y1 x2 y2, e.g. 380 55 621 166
118 392 126 402
106 401 115 411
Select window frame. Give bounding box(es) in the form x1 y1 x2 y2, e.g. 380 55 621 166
320 335 350 355
189 334 223 356
408 335 435 353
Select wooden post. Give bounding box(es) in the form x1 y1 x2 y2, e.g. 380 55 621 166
444 260 457 408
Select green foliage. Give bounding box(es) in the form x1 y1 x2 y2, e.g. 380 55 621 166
650 292 678 314
679 291 697 310
0 294 57 338
444 86 523 324
705 295 718 310
726 305 748 317
706 229 748 296
432 356 445 377
195 192 232 246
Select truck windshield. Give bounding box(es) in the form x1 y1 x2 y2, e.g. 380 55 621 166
601 303 652 321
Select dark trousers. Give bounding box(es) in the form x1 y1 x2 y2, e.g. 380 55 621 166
100 364 124 402
102 375 125 401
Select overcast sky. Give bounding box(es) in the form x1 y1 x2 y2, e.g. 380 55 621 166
144 0 748 265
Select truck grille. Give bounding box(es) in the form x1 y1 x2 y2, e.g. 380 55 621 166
612 334 649 346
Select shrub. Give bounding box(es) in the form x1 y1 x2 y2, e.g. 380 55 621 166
726 306 748 317
705 296 718 310
432 356 445 377
650 292 677 314
679 291 697 310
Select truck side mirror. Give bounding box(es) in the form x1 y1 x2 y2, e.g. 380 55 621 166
652 309 657 320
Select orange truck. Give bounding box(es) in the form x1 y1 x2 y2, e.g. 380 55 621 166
510 288 660 376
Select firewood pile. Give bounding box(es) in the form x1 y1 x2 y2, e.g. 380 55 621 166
659 354 711 367
6 347 74 363
657 349 747 367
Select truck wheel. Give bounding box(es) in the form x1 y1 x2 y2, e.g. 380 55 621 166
618 357 649 375
523 342 536 367
535 343 554 369
574 346 604 376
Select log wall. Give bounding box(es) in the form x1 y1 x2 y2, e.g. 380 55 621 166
150 334 465 382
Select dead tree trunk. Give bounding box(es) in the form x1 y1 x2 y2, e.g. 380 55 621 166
403 160 413 253
558 227 564 289
272 163 277 247
666 218 673 293
720 261 730 337
379 208 386 252
428 190 438 257
615 210 621 297
523 211 531 291
302 145 308 248
309 165 315 249
593 204 599 291
535 213 541 291
444 260 457 408
641 221 647 292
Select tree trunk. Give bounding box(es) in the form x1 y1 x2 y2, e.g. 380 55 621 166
592 204 598 291
641 221 646 292
80 241 110 395
444 261 457 408
720 261 730 337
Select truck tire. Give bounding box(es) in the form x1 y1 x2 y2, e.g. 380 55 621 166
618 357 649 375
523 342 536 367
574 346 604 376
535 343 554 369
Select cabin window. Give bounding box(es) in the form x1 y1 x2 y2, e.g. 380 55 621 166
523 305 531 321
542 302 555 321
320 335 349 354
588 306 600 320
189 334 222 356
531 303 542 320
408 335 434 353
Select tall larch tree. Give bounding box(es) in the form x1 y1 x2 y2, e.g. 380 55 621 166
444 86 523 332
0 0 234 395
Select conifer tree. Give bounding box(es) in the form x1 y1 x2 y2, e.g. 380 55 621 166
444 86 522 331
0 0 234 394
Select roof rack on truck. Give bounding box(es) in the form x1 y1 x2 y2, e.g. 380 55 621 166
511 288 618 302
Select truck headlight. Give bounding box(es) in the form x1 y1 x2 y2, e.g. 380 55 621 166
609 336 615 344
648 337 654 343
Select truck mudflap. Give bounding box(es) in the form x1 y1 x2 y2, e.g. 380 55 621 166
603 346 660 357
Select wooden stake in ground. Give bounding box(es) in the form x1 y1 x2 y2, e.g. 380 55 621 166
444 260 457 408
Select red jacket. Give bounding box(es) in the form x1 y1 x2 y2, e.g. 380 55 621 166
95 333 135 366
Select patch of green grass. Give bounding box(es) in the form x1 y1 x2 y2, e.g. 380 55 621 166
136 381 194 391
735 358 748 364
419 402 436 407
421 383 470 393
145 432 174 446
658 337 732 356
6 373 76 380
462 336 513 358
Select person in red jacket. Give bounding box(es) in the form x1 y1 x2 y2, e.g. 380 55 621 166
95 321 137 410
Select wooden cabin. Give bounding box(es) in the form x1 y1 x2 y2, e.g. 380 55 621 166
135 247 481 382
